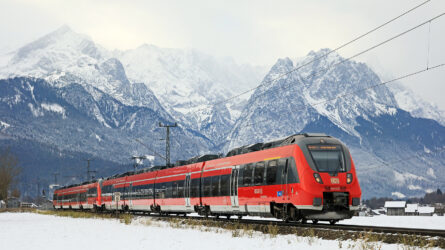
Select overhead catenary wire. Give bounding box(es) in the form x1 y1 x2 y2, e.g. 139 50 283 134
239 63 445 129
240 12 445 104
193 0 433 113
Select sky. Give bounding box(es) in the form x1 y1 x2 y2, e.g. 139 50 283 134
0 0 444 109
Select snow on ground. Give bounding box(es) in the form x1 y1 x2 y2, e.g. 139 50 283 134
0 212 411 250
242 214 445 230
341 215 445 230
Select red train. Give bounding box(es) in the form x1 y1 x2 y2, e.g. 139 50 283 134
53 133 361 224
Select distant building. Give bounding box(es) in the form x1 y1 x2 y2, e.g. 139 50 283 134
405 203 418 216
6 197 20 208
418 206 435 216
20 202 37 208
384 201 406 216
434 203 444 216
40 200 54 210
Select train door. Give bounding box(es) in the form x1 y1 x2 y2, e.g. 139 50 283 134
280 159 289 201
230 166 240 209
128 183 133 210
184 174 191 209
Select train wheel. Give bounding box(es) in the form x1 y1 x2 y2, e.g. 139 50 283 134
301 219 307 224
312 219 318 224
237 215 243 220
329 220 337 225
215 215 220 219
226 215 231 220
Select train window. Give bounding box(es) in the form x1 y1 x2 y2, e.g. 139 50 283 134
254 162 265 186
287 157 300 183
191 178 200 198
243 164 253 187
266 160 278 185
168 182 173 198
80 193 86 202
211 175 220 197
277 159 287 184
87 188 97 197
220 175 230 196
238 165 244 186
148 184 154 198
178 180 184 198
155 183 165 199
307 144 346 173
203 177 212 197
170 182 178 198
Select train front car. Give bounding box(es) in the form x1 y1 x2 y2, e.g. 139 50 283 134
291 134 361 224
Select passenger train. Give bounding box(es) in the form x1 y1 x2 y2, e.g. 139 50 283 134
53 133 361 224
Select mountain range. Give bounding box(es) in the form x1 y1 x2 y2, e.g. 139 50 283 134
0 26 444 199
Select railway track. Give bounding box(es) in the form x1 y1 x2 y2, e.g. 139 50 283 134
143 213 445 238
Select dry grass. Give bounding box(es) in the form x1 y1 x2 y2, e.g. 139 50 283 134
34 209 133 225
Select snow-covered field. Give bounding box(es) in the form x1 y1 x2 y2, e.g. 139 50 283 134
241 214 445 230
342 215 445 230
0 212 441 250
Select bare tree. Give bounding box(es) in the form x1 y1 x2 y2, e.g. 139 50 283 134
0 148 20 201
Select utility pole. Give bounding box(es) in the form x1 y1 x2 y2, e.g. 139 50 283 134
52 172 60 185
37 177 41 198
84 159 96 181
159 122 177 166
131 156 146 171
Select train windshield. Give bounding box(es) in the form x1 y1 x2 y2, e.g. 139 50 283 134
308 144 346 173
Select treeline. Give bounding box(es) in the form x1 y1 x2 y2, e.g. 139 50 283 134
364 189 445 209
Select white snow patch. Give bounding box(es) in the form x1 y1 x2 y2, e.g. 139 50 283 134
95 134 102 142
41 103 66 118
393 171 426 185
28 103 44 117
342 214 445 230
0 121 11 129
407 185 422 190
427 168 436 179
0 212 392 250
391 192 406 198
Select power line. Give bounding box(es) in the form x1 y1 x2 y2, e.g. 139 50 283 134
238 12 445 105
239 63 445 129
133 138 166 161
193 0 432 113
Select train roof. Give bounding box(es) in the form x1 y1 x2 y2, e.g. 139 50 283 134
226 133 330 157
58 133 331 187
55 179 98 191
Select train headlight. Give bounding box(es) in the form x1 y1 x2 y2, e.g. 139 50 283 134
313 173 323 184
346 173 353 184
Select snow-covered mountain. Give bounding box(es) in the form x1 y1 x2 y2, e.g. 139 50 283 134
0 26 266 142
388 82 445 126
0 77 216 195
227 49 445 198
114 45 265 142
